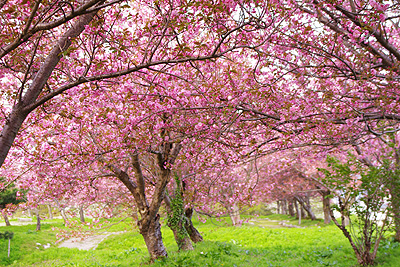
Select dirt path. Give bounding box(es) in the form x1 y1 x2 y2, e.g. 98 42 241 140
247 218 305 228
58 231 125 250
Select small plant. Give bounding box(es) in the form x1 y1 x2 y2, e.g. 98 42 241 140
0 231 14 258
319 155 392 266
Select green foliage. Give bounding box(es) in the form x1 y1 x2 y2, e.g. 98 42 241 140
0 178 26 209
0 231 13 240
166 175 189 243
319 155 392 265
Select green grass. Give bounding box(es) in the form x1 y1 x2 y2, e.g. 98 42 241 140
0 215 399 266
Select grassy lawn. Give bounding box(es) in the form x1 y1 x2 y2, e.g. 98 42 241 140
0 215 398 266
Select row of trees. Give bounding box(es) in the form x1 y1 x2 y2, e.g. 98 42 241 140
1 0 400 265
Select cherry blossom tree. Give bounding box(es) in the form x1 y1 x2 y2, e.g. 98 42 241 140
0 0 279 169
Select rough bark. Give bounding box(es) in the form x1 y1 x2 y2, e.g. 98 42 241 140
184 208 203 243
139 215 168 260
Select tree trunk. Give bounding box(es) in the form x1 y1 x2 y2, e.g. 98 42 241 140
184 208 203 243
277 201 280 214
2 211 11 226
295 196 317 220
36 209 41 231
322 191 331 224
54 199 68 225
79 206 85 223
295 200 301 225
170 223 193 251
282 200 287 215
229 203 241 226
164 192 194 251
288 199 295 217
47 204 53 220
139 215 168 261
104 142 182 261
7 238 10 258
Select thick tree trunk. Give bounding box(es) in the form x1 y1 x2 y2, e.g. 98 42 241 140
139 215 168 261
104 142 181 261
79 206 85 223
229 203 241 226
184 208 203 243
170 223 193 251
164 192 194 251
2 211 11 226
321 191 331 224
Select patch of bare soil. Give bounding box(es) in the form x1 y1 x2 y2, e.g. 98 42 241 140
58 231 125 250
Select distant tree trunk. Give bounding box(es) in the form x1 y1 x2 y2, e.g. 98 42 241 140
36 209 41 231
321 191 331 224
294 199 299 218
79 206 85 223
184 208 203 243
295 196 317 220
1 210 10 226
295 200 301 225
54 199 68 225
47 204 53 220
229 203 241 226
27 209 32 217
288 199 295 217
277 201 280 214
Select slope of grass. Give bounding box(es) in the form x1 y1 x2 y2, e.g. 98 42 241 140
2 215 400 266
